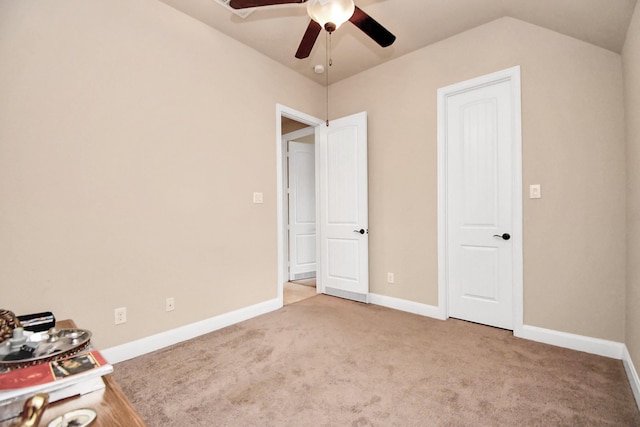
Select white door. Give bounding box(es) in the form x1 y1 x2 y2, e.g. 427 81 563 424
288 141 316 280
440 69 522 330
316 112 369 303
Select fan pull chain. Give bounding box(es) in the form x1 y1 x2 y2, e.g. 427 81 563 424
325 31 331 127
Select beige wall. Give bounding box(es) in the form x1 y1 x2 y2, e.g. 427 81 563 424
624 3 640 375
330 17 627 342
0 0 323 348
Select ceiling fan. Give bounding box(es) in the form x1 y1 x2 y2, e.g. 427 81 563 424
228 0 396 59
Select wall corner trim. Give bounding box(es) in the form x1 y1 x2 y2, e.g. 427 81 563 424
102 297 282 364
369 293 446 320
516 324 624 359
623 345 640 412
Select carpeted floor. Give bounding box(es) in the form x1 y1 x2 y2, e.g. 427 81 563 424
113 295 640 426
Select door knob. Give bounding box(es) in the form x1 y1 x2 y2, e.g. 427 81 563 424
493 233 511 240
353 229 366 235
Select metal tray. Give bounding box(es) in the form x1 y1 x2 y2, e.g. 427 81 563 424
0 328 91 370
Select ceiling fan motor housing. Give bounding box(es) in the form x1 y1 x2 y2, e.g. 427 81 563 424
306 0 355 31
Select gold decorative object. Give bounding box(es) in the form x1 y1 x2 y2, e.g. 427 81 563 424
0 310 22 345
9 393 49 427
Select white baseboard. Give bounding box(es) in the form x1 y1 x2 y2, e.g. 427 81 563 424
370 294 625 360
102 297 282 364
516 324 625 359
369 293 446 320
623 345 640 412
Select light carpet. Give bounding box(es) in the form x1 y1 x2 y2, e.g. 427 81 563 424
113 295 640 426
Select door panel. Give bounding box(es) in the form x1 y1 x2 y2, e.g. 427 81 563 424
446 79 514 330
462 99 498 226
327 128 359 223
317 112 368 302
327 238 359 282
460 245 499 301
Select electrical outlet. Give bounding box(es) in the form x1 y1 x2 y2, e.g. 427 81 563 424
114 307 127 325
166 297 175 312
387 272 395 284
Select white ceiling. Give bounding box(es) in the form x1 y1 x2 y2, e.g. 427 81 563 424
157 0 637 85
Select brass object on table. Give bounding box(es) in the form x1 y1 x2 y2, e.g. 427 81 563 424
0 311 21 345
9 394 48 427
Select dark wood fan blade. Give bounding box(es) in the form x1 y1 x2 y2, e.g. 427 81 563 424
348 6 396 48
295 20 322 59
229 0 306 9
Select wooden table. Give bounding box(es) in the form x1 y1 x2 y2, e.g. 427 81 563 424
0 320 146 427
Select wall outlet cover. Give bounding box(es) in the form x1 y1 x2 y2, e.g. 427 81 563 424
114 307 127 325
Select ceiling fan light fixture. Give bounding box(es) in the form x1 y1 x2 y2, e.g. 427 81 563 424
306 0 355 32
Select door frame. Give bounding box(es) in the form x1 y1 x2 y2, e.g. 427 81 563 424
276 104 324 305
436 66 524 336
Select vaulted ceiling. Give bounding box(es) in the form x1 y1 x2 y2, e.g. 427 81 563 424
157 0 637 85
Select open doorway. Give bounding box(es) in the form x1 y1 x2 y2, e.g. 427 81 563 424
282 120 317 305
276 105 323 306
284 126 315 282
276 105 370 306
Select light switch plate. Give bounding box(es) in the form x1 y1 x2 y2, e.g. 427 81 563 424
253 192 263 204
530 184 541 199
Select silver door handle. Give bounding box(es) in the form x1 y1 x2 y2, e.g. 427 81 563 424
353 229 366 235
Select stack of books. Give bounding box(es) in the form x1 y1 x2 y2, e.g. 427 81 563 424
0 350 113 422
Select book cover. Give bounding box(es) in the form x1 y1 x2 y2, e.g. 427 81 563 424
0 351 109 390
